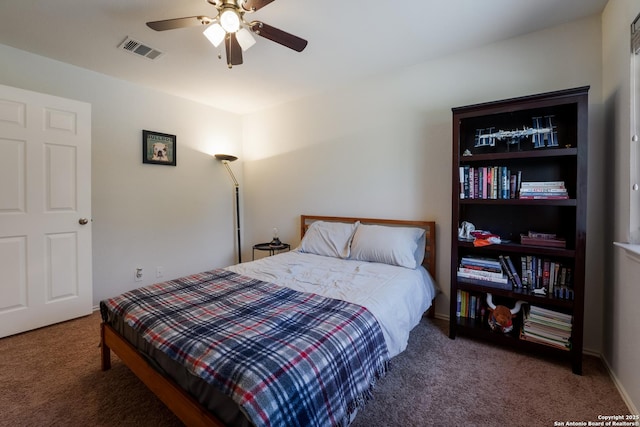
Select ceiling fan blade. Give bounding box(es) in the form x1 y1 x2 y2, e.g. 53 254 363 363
241 0 276 12
146 16 213 31
225 33 243 67
249 21 308 52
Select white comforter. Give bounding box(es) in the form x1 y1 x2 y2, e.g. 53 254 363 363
225 250 436 358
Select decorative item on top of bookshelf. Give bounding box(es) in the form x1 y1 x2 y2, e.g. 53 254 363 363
473 115 558 150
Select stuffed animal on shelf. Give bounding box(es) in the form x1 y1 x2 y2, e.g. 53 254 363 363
486 293 525 333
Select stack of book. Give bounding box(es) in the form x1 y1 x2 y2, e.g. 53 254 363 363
459 165 522 200
519 254 573 298
520 231 567 248
456 256 512 290
518 181 568 200
456 290 486 321
521 305 572 351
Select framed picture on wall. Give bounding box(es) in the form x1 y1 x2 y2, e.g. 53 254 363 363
142 130 176 166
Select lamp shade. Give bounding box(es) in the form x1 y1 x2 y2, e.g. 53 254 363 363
236 28 256 51
204 23 226 47
220 8 241 33
214 154 238 162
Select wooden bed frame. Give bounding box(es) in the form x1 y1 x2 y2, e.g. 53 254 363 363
101 215 437 427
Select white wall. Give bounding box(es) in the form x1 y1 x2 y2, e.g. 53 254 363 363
0 43 243 304
602 0 640 414
242 15 605 350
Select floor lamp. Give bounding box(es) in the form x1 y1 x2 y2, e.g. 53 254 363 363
215 154 241 263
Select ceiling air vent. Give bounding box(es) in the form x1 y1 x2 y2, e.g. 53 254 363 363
118 36 164 60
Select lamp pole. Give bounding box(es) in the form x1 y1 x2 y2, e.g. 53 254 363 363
215 154 241 263
232 178 241 263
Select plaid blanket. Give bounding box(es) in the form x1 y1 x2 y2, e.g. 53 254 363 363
100 269 389 427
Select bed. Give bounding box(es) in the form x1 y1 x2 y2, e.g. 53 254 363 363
100 215 437 427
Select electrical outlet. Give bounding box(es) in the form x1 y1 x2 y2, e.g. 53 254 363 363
156 266 163 278
135 267 143 282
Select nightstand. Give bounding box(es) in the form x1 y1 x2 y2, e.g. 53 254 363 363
252 242 291 260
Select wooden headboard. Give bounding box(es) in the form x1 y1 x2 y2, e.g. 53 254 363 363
300 215 436 279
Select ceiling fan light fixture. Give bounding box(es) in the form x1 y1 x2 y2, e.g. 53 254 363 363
146 1 308 68
236 28 256 51
203 23 226 47
220 8 241 33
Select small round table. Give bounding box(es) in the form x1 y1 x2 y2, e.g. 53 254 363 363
252 242 291 260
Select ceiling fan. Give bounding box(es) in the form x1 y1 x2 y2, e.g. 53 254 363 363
146 0 308 68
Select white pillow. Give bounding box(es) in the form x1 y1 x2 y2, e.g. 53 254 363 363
350 224 426 269
298 220 359 259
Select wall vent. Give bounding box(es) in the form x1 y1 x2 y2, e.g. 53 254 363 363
118 36 164 60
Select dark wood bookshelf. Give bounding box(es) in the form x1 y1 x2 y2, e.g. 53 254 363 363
449 86 589 374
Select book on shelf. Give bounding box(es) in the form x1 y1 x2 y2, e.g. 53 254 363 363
457 270 508 284
458 165 521 200
523 321 571 340
520 330 571 351
553 286 574 300
524 319 572 337
465 165 471 199
458 255 512 290
542 259 551 289
458 267 505 280
457 275 513 290
504 255 523 288
520 181 566 187
520 234 567 248
529 305 572 324
521 305 572 351
519 256 574 297
519 186 567 192
527 231 556 239
519 194 569 200
498 255 515 284
527 314 572 331
456 290 486 320
500 167 509 199
519 180 568 199
460 255 503 270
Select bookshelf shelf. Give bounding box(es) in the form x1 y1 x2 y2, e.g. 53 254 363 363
460 147 578 163
456 281 575 309
449 86 589 374
459 198 577 207
456 240 576 258
456 319 573 359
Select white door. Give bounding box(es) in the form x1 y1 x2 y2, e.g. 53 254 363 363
0 84 92 338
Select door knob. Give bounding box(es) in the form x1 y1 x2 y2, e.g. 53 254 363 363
79 218 89 225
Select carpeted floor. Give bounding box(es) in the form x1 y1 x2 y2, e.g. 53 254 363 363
0 311 631 427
